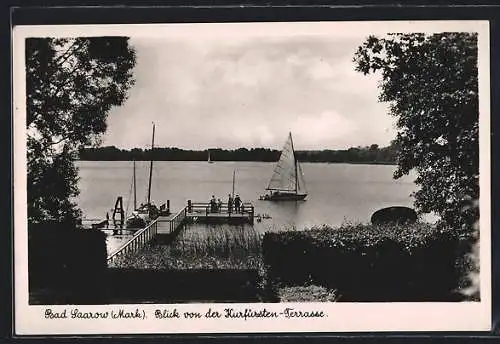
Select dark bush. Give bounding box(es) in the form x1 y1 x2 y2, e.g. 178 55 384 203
262 223 463 301
28 222 107 300
370 206 417 225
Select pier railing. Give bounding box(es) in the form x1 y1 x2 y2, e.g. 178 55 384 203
106 218 158 266
158 206 188 233
188 202 252 214
187 201 255 224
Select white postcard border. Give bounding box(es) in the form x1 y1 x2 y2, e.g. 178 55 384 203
13 20 492 335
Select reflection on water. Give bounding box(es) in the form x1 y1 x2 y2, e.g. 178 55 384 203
100 229 137 256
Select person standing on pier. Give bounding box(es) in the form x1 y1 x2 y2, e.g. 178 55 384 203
227 194 233 214
217 198 222 212
234 194 241 213
210 195 217 213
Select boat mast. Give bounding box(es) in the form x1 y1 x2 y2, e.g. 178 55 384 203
133 159 137 210
289 132 298 193
147 123 155 205
232 169 235 198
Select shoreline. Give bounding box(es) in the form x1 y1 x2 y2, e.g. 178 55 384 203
76 160 397 166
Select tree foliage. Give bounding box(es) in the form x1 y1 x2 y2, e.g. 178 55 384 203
354 33 479 231
26 37 136 225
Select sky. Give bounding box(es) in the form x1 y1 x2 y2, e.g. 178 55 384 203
102 25 396 151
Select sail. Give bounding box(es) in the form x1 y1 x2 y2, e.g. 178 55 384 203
267 133 298 192
296 160 307 194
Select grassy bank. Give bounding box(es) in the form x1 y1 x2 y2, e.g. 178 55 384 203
109 226 273 302
114 226 263 270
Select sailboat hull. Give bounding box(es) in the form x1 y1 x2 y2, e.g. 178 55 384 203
126 216 147 229
260 192 307 201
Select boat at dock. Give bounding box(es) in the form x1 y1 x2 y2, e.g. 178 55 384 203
260 132 307 201
125 123 162 228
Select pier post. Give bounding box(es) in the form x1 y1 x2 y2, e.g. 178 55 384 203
120 208 124 229
112 196 124 229
188 200 192 213
167 200 170 213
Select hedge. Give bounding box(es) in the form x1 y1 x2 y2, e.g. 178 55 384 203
28 222 107 300
262 223 465 301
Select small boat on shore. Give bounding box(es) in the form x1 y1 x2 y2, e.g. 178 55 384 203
260 132 307 201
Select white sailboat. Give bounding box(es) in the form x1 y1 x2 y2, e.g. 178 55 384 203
260 132 307 201
208 150 214 164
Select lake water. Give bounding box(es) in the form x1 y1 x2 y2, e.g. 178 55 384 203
75 161 419 254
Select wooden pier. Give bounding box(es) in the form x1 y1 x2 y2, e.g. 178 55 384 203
106 201 255 266
185 201 255 225
156 207 188 234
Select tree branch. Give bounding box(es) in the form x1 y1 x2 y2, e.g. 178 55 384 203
52 40 78 64
50 41 84 74
50 136 70 146
50 63 84 98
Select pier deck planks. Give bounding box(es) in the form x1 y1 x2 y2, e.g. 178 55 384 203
157 215 178 234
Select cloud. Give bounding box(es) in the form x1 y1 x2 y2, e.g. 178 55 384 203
290 111 358 149
104 34 396 150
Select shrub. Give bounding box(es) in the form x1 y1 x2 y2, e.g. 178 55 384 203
262 223 464 301
28 222 107 295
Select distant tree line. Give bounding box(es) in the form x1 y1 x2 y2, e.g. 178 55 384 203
78 142 399 164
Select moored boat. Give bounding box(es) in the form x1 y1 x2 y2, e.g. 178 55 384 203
125 123 161 228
